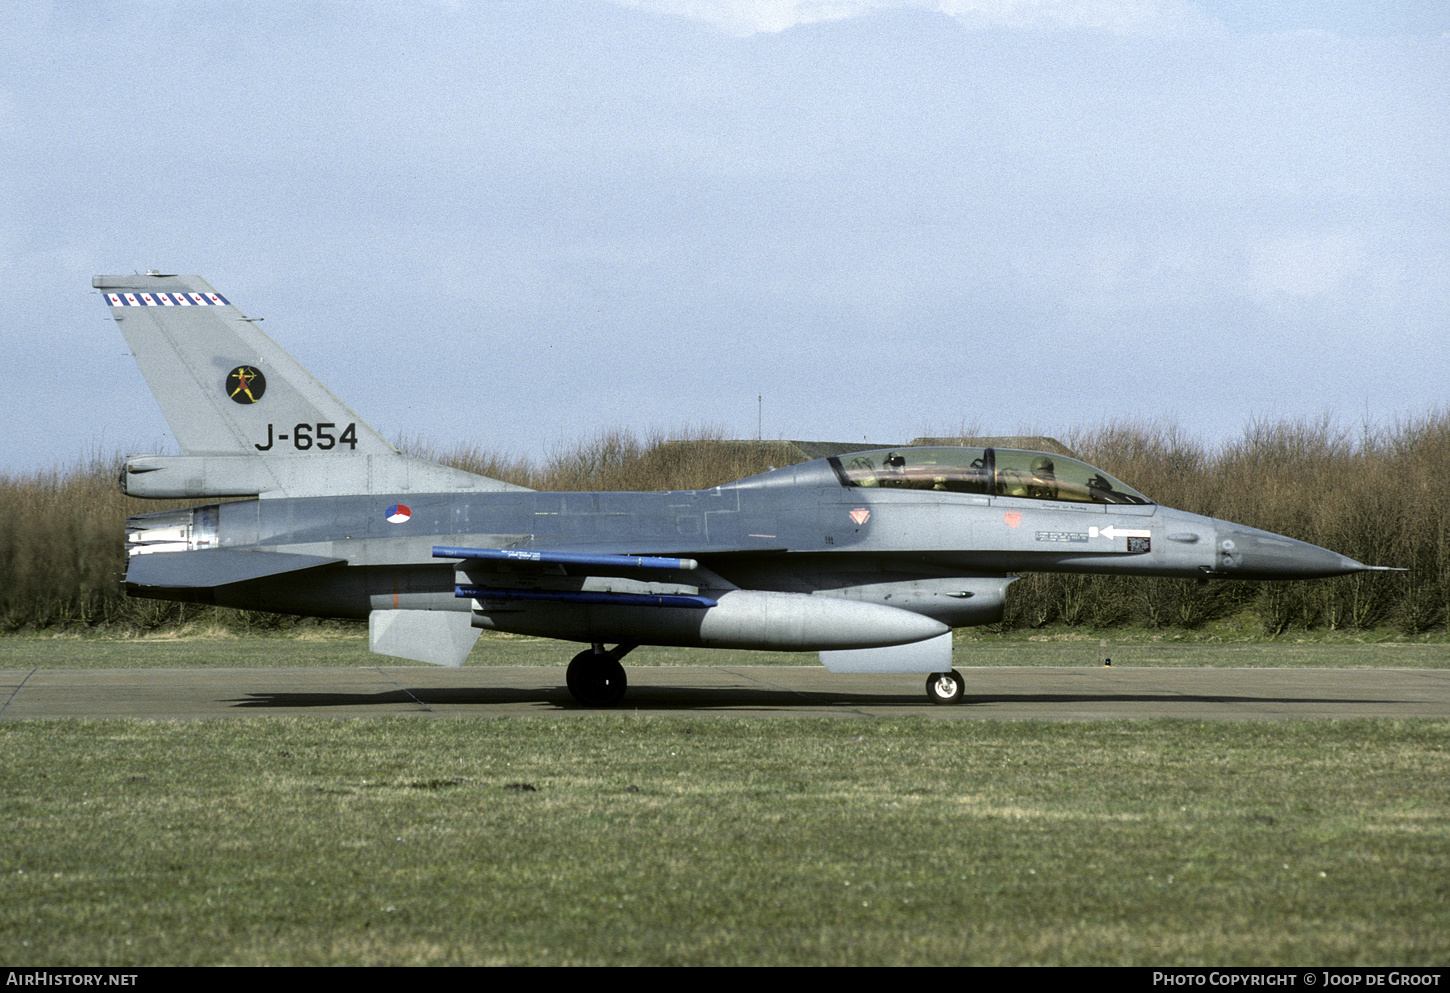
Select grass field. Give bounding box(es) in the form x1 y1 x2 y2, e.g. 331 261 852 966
2 633 1447 966
2 716 1447 966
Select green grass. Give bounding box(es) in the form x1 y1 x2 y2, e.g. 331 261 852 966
1 718 1446 965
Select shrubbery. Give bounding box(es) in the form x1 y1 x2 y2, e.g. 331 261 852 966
4 417 1445 636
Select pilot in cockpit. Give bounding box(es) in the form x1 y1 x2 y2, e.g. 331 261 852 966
880 451 907 487
1026 455 1058 500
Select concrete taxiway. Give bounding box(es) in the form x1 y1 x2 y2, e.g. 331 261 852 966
2 666 1448 720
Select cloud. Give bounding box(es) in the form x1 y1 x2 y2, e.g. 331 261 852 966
612 0 1219 36
937 0 1217 35
3 1 1446 472
1248 229 1368 303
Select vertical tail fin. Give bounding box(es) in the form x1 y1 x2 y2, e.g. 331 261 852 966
98 273 528 498
96 273 395 457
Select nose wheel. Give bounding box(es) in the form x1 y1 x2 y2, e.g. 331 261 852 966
926 670 965 705
566 644 635 707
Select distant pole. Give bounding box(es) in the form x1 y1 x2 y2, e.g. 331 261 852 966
757 396 762 441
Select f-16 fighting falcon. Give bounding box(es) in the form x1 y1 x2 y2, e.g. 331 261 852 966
99 273 1396 706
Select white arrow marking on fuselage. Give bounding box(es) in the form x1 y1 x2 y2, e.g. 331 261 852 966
1090 526 1152 540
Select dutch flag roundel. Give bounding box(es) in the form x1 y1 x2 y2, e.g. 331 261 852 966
385 504 411 524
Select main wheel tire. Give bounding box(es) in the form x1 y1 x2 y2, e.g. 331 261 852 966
925 670 965 705
566 650 628 707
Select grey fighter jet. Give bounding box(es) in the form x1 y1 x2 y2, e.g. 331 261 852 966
99 274 1395 706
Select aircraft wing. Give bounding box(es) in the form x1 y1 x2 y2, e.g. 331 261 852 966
429 544 956 674
434 545 719 610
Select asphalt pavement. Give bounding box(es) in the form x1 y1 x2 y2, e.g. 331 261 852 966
3 666 1447 720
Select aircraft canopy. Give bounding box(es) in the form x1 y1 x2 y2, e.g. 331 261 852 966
828 447 1153 505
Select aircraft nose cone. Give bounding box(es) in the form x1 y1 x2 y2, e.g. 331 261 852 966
1214 527 1376 579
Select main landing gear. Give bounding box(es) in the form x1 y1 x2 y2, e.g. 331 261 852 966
566 648 966 707
566 643 638 707
926 669 965 705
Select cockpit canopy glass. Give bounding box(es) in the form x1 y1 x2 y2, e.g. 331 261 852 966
828 447 1152 505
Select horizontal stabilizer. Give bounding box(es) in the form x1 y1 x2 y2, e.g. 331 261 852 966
435 546 699 571
126 549 344 589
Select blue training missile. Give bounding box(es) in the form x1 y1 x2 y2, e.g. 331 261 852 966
455 586 717 609
433 546 699 571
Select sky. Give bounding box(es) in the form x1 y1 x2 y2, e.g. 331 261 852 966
3 0 1447 473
